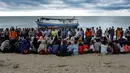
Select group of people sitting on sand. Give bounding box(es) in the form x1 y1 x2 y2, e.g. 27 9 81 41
0 26 130 56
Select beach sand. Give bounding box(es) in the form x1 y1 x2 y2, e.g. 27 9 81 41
0 53 130 73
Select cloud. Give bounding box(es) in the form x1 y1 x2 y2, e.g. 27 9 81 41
0 0 130 15
0 9 130 16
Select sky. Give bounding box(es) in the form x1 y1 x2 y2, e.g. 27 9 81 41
0 0 130 16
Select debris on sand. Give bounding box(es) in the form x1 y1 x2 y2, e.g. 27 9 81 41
58 65 68 67
104 61 116 65
103 61 127 69
12 64 20 69
0 60 5 66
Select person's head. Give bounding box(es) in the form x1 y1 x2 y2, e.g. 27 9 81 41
112 26 114 29
86 28 89 31
5 28 9 31
96 38 100 42
92 27 94 30
74 40 77 44
124 41 128 46
80 28 83 31
102 41 107 45
63 40 67 45
31 28 34 31
77 28 79 31
68 42 71 45
10 27 14 31
99 27 101 29
109 27 111 30
126 29 128 31
115 40 119 44
96 27 98 30
69 35 72 39
108 42 113 47
117 27 119 30
79 43 83 46
90 40 94 45
121 27 123 30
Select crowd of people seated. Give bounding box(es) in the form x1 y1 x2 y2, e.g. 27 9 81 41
0 26 130 56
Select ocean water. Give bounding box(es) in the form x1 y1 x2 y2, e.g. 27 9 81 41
0 16 130 32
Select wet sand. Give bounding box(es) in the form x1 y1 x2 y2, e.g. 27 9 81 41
0 53 130 73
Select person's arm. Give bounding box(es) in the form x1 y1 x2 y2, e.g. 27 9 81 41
9 31 11 39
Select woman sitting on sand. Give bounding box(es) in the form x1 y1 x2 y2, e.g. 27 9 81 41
0 38 10 53
67 42 74 56
100 41 108 55
94 38 101 53
57 40 68 56
73 41 78 55
37 37 47 55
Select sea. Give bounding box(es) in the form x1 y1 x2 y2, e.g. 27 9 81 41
0 16 130 32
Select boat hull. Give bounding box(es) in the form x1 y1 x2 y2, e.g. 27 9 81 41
37 22 79 28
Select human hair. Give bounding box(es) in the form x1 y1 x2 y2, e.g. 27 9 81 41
63 40 67 45
77 28 79 31
102 41 107 45
68 42 71 45
79 43 83 46
80 28 83 31
96 38 100 42
74 40 77 44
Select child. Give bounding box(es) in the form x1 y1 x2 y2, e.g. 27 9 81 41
89 41 95 53
94 38 101 53
83 43 89 53
123 42 129 53
19 38 30 54
107 42 113 54
52 39 61 54
47 45 53 54
0 39 10 53
113 42 120 54
78 43 84 54
67 42 73 56
57 40 68 56
37 39 47 55
100 41 108 55
73 41 78 55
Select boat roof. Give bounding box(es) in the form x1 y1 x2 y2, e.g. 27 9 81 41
39 17 78 20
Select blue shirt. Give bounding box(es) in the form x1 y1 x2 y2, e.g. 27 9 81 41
67 45 73 52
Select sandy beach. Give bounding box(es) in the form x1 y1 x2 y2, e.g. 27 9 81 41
0 53 130 73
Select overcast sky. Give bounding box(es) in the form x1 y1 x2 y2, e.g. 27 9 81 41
0 0 130 16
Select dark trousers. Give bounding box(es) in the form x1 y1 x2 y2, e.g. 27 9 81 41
9 39 17 53
110 35 114 42
85 37 92 47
